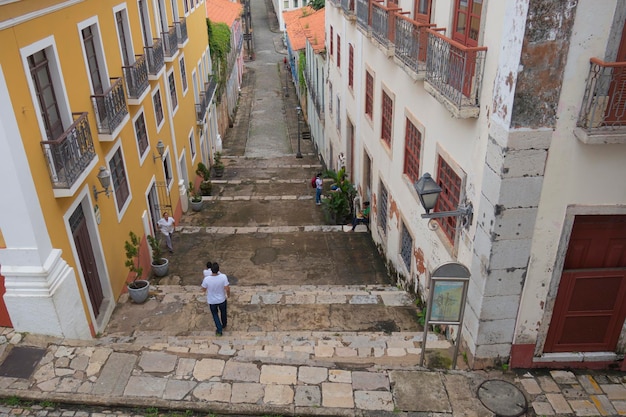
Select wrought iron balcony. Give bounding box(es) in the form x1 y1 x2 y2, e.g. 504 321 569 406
371 2 400 49
356 0 371 31
41 112 96 190
90 78 129 134
424 29 487 118
162 25 179 59
341 0 355 18
145 38 165 76
123 54 149 100
195 92 207 123
394 16 432 76
176 17 188 45
205 76 218 103
576 58 626 143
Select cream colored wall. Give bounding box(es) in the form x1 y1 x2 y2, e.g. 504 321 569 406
515 0 626 352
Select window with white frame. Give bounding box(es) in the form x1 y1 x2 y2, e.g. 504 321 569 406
109 147 131 210
328 81 333 114
163 151 173 188
378 180 388 235
336 97 341 131
179 55 188 93
152 87 164 129
133 110 149 158
189 129 196 160
167 69 178 111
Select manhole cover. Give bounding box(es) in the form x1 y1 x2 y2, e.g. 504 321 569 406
477 379 527 417
0 346 46 379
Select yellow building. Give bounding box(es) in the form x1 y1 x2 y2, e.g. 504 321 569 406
0 0 216 338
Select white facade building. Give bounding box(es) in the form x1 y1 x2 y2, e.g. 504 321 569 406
325 0 626 369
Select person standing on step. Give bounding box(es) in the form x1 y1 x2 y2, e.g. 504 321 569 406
201 262 230 336
315 172 323 205
157 212 176 253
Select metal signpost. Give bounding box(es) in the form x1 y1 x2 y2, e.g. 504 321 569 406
420 262 470 369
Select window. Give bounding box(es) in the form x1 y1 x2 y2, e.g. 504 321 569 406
348 44 354 89
28 49 64 140
179 55 188 93
415 0 431 23
183 0 189 14
381 90 393 146
330 26 334 57
109 148 130 209
138 0 152 46
336 97 341 131
115 9 133 66
294 0 298 6
284 0 289 8
163 152 173 188
378 181 388 235
400 222 413 272
152 88 164 128
365 71 373 118
435 156 462 243
81 25 104 94
189 130 196 159
328 81 333 114
337 34 341 68
403 118 421 183
168 70 178 111
134 111 149 157
453 0 482 47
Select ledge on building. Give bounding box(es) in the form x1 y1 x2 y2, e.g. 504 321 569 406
424 81 480 119
574 126 626 145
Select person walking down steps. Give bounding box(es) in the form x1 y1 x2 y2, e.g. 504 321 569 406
157 212 176 253
201 262 230 336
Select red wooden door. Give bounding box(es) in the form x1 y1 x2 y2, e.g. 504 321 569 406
450 0 481 97
70 207 104 317
605 20 626 124
545 215 626 352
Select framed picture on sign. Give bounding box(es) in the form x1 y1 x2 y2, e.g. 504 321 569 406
430 280 465 322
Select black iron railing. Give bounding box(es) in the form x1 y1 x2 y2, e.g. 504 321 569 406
90 78 128 134
577 58 626 130
356 0 371 31
371 2 399 48
176 17 188 45
41 112 96 189
123 54 149 99
162 26 179 58
394 16 432 74
145 38 165 75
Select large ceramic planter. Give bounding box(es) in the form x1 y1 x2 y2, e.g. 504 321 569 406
190 199 203 212
127 280 150 304
214 166 224 177
151 258 169 277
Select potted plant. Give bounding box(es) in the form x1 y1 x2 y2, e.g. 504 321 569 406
124 231 150 303
322 167 356 225
196 162 213 196
188 181 203 211
147 234 169 277
213 152 225 177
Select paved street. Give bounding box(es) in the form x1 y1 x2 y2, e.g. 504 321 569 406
1 0 626 416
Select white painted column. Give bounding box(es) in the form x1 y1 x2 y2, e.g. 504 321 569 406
0 65 91 339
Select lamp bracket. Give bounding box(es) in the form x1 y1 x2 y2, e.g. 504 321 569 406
93 185 110 201
420 202 473 227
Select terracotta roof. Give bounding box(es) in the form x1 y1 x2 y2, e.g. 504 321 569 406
206 0 243 27
283 6 325 53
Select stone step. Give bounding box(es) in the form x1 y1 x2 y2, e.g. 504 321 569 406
177 224 367 234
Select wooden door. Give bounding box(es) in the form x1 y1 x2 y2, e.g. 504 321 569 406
605 20 626 124
70 206 104 317
451 0 481 97
545 215 626 352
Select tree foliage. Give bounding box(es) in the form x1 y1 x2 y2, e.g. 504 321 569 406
206 19 231 99
310 0 325 10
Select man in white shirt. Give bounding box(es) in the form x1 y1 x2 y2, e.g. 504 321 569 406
201 262 230 336
157 212 175 253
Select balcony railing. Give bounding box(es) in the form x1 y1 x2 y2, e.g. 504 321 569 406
145 38 165 75
195 77 218 123
123 54 149 100
90 78 129 134
424 29 487 116
341 0 355 16
356 0 371 31
41 112 96 189
578 58 626 131
162 25 179 58
176 17 188 45
371 2 400 48
394 16 432 74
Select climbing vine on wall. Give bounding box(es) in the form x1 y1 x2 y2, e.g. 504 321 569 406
298 51 306 92
206 19 231 100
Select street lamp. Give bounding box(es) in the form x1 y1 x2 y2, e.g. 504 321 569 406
414 172 473 227
92 166 111 201
153 140 165 162
296 106 303 158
